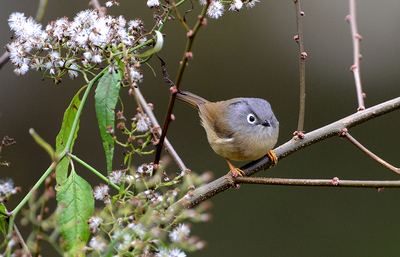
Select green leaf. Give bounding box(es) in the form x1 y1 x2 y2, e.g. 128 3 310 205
56 171 94 256
94 70 122 173
0 204 7 236
55 86 86 184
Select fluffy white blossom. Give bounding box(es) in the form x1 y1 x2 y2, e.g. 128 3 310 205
6 10 146 80
93 184 109 201
109 170 125 185
169 223 190 242
207 1 224 19
156 248 186 257
137 163 154 174
229 0 243 11
0 179 15 195
246 0 260 8
147 0 160 8
89 237 107 252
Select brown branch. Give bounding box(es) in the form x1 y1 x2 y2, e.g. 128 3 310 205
177 95 400 209
293 0 306 136
347 0 365 111
0 52 10 70
234 177 400 188
344 132 400 175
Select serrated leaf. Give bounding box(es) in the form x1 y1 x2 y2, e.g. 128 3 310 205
56 171 94 256
0 204 6 236
94 70 122 173
55 86 86 184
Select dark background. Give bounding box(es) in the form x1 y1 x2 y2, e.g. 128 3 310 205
1 1 400 256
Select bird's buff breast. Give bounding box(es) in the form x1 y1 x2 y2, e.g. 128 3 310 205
208 129 278 161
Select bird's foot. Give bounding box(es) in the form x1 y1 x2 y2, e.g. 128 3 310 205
268 150 278 166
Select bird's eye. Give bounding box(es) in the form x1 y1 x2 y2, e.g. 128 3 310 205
247 114 256 124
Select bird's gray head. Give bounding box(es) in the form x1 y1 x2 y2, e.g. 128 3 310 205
227 98 279 137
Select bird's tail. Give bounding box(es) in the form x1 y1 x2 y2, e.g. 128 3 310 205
176 91 209 110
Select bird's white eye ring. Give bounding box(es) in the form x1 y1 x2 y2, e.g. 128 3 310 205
247 114 256 124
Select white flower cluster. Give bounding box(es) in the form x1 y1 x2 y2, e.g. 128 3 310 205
201 0 260 19
6 10 146 78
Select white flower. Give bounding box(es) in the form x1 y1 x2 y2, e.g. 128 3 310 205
8 12 26 31
199 0 207 5
128 19 141 30
132 113 150 132
130 68 143 83
147 0 160 8
169 248 186 257
49 51 60 61
89 237 107 251
125 175 135 183
109 170 124 185
0 179 15 195
207 1 224 19
92 54 103 63
229 0 243 11
88 216 103 228
137 164 154 174
128 223 146 239
169 224 190 242
156 248 169 257
93 184 109 200
68 64 79 79
13 62 29 76
246 0 260 8
112 230 132 251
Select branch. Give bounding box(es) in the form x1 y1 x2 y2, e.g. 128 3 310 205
344 132 400 175
293 0 306 136
234 177 400 188
347 0 365 111
180 96 400 208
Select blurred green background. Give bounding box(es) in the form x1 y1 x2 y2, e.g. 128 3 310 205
1 0 400 256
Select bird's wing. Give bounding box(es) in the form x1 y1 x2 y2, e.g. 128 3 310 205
200 102 234 139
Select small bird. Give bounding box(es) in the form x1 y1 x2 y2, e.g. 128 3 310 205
176 90 279 176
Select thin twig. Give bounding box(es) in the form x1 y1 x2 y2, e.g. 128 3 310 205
9 219 32 256
234 177 399 188
175 95 400 209
0 52 10 70
345 132 400 175
293 0 306 137
134 87 188 172
154 2 210 164
347 0 365 111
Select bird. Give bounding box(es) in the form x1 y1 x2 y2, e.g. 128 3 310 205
176 90 279 176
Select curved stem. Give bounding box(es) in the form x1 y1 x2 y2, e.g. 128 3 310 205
345 132 400 175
